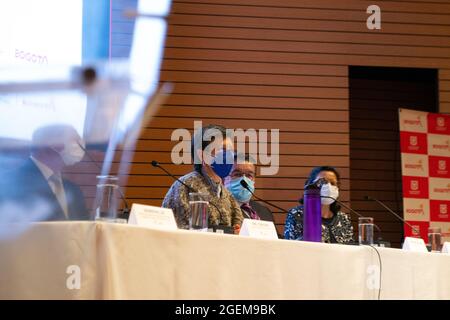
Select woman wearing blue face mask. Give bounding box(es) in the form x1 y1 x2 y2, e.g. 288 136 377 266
284 166 354 244
162 124 244 232
224 154 274 223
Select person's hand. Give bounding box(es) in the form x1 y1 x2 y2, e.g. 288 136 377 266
233 224 241 235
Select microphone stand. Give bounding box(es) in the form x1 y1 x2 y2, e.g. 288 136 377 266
365 195 419 234
240 180 287 213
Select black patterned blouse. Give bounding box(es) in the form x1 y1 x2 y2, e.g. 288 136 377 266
284 205 354 244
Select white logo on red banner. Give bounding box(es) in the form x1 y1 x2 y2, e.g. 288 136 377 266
429 156 450 178
439 160 446 171
430 200 450 221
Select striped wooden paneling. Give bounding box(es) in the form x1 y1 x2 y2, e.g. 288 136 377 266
92 0 450 239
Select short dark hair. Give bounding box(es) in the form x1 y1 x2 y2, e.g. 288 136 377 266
191 124 228 173
304 166 341 215
234 153 257 165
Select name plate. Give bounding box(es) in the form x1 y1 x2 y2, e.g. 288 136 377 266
128 203 177 231
239 218 278 240
402 237 428 252
442 242 450 254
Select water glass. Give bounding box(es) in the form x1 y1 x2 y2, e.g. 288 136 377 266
359 217 374 245
94 175 119 222
188 192 210 231
428 227 442 252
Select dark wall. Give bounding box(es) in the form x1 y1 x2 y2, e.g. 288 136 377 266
349 66 438 248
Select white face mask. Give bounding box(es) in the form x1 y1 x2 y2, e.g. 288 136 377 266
320 183 339 205
58 141 85 166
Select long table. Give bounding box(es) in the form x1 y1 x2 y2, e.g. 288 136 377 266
1 221 449 299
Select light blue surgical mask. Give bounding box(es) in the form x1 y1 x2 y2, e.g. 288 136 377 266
226 176 255 203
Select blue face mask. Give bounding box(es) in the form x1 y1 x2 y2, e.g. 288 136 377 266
226 176 255 203
210 149 234 178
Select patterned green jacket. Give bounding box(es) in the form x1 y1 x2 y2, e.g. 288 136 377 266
162 170 244 229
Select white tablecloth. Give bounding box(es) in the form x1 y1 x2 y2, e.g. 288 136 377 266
1 221 449 299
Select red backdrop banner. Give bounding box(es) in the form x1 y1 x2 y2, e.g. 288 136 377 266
399 108 450 243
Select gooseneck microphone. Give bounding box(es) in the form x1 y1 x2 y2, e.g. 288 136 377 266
321 196 382 233
151 160 195 192
364 195 419 234
78 142 129 217
240 179 287 213
151 160 228 223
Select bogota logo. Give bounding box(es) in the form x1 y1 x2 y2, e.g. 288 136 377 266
410 180 419 191
437 117 446 129
409 136 418 147
438 160 447 172
411 225 420 236
440 204 448 215
404 116 423 127
434 183 450 194
432 140 450 151
406 204 424 215
405 159 423 171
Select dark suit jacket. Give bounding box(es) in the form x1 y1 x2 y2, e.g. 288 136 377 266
0 158 89 221
249 200 274 222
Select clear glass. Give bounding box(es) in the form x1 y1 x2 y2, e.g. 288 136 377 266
428 227 442 252
358 217 374 245
94 175 123 223
188 192 210 231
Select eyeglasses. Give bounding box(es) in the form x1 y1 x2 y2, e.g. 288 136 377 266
230 171 255 180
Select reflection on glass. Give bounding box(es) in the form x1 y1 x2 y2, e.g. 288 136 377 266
0 0 172 237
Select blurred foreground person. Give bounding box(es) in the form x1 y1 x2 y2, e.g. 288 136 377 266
0 124 89 221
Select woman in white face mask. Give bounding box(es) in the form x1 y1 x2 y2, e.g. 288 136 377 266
283 166 354 244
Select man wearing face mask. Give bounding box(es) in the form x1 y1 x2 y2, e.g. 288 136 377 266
224 153 274 222
0 124 89 221
283 166 354 244
162 124 243 232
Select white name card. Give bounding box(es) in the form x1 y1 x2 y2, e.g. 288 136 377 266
128 203 177 231
402 237 428 253
239 218 278 240
442 242 450 254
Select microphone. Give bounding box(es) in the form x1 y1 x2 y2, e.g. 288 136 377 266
240 179 286 213
151 160 195 193
364 195 419 234
151 160 234 233
78 142 130 218
305 178 327 189
321 196 382 233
